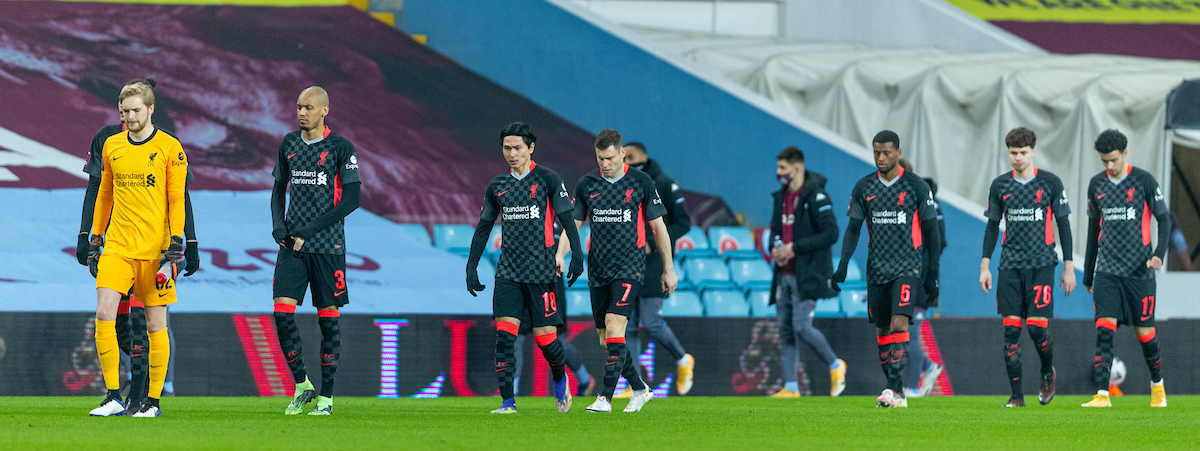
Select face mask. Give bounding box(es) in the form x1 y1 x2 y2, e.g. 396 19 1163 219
777 174 792 186
633 162 649 172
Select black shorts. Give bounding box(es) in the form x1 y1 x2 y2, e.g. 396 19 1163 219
590 279 639 328
493 278 563 329
518 277 568 333
867 276 919 328
996 265 1056 318
273 247 349 309
1093 272 1156 327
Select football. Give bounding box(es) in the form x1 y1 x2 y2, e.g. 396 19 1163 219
1110 357 1127 387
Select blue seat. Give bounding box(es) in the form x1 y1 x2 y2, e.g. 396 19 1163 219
833 257 864 281
747 289 775 318
707 227 761 260
484 225 503 259
840 284 868 317
477 258 496 281
674 226 715 259
729 259 773 291
397 224 432 246
662 290 704 317
813 297 843 317
702 290 750 317
433 224 474 256
683 257 736 291
575 259 589 286
566 289 590 317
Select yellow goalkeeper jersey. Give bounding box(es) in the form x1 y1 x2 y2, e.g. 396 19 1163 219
92 127 188 260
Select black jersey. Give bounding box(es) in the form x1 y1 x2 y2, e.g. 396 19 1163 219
846 167 939 284
1087 165 1168 279
573 165 667 287
271 126 361 255
985 168 1071 269
479 161 574 284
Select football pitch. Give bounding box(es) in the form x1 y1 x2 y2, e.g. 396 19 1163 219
2 396 1195 449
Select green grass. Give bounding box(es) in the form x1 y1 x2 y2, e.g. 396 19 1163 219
2 396 1197 449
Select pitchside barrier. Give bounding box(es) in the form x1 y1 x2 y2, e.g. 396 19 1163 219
0 314 1192 397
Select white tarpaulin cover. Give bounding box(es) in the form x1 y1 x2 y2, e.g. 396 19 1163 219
640 27 1200 256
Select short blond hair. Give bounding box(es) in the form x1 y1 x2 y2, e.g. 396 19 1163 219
119 78 156 106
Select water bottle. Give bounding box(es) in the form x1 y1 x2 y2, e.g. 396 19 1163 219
773 235 784 251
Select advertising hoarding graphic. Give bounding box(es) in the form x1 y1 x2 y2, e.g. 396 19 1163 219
374 319 410 398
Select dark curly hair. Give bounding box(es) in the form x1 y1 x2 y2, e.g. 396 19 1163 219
1094 129 1127 154
1005 127 1036 149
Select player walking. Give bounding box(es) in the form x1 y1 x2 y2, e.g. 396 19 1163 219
87 81 187 417
561 129 678 413
832 131 941 408
979 128 1074 407
270 87 361 416
465 122 585 414
78 78 199 412
1081 129 1170 408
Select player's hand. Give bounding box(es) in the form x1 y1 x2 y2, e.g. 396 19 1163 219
661 268 678 296
1146 256 1163 271
87 234 103 278
159 236 185 281
184 240 200 276
292 236 305 252
979 268 992 294
555 254 566 277
566 252 584 287
1060 268 1076 296
1086 285 1093 295
76 232 90 266
832 266 847 284
924 267 940 301
466 267 485 297
272 227 289 247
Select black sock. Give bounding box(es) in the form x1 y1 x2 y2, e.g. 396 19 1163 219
535 334 567 383
273 308 307 384
1004 324 1022 398
115 311 132 357
877 337 891 383
495 330 517 400
1139 332 1163 383
1094 325 1115 391
128 304 148 404
603 340 626 399
621 347 647 391
889 339 908 395
1027 323 1054 376
318 313 341 398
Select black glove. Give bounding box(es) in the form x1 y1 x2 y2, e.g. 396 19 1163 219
76 233 90 266
924 268 940 303
566 253 584 287
159 236 185 281
184 240 200 276
466 267 486 297
830 266 848 292
272 227 291 247
87 235 103 278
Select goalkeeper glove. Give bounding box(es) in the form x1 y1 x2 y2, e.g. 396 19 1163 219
87 235 103 278
76 232 90 266
184 240 200 276
157 236 185 283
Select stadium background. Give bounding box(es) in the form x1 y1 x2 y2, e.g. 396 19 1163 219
2 0 1200 400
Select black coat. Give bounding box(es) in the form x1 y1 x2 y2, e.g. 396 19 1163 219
636 158 692 298
768 171 839 304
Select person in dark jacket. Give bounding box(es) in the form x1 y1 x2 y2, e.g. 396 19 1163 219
767 147 846 397
623 142 697 396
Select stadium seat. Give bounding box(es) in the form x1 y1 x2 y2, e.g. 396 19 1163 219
833 257 864 281
433 224 473 256
674 226 715 260
566 289 590 317
683 257 736 291
813 297 843 317
747 289 775 317
484 225 503 259
729 259 773 291
477 258 496 280
397 223 432 246
702 290 750 317
840 286 868 317
661 290 704 317
579 225 592 255
753 226 772 260
707 227 761 260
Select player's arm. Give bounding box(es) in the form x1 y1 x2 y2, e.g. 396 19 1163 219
832 182 866 286
291 182 361 245
270 141 290 247
650 216 678 296
160 143 188 279
548 175 584 285
77 174 102 266
1147 177 1171 271
87 145 115 277
558 181 590 259
980 181 1003 293
915 179 942 299
1083 184 1100 291
1053 179 1075 294
182 179 201 276
792 189 839 255
466 185 499 296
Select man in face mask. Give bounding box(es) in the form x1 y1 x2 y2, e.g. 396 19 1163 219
768 146 847 398
621 142 697 396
